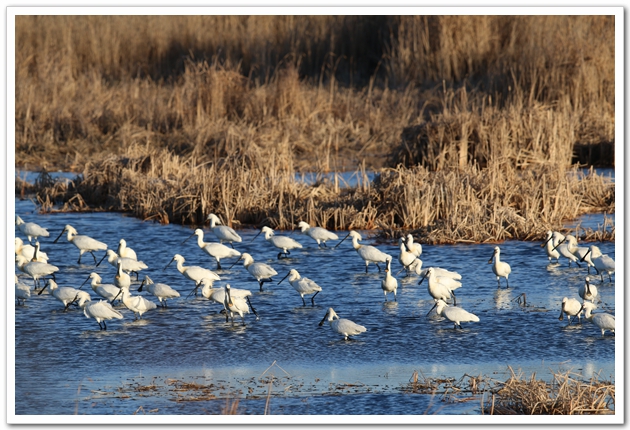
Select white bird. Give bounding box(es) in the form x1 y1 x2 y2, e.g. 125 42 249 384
80 272 121 303
15 215 49 243
488 246 511 288
582 245 615 282
278 268 323 306
540 230 560 264
43 280 91 311
197 278 257 316
114 259 131 291
231 252 278 291
580 302 615 336
428 299 479 330
335 230 392 273
84 300 124 330
138 275 180 308
578 276 598 303
319 307 367 340
298 221 339 248
206 213 242 247
116 238 138 260
15 237 49 262
381 258 398 301
253 226 303 259
223 284 254 325
558 297 583 325
183 228 241 270
397 238 420 276
99 249 148 279
419 267 462 305
552 233 582 267
15 254 59 290
164 254 220 291
15 275 31 305
53 224 107 264
415 265 462 280
113 286 157 320
405 234 422 258
563 235 594 273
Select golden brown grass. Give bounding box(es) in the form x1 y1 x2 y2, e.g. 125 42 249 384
27 144 614 244
15 15 614 171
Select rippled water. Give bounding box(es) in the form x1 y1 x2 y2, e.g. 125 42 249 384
12 197 617 417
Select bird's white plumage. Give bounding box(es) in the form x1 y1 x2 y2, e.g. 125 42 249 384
397 239 420 274
84 300 124 330
166 254 221 285
117 238 138 260
116 286 157 320
15 215 50 243
207 213 242 245
420 267 461 305
278 268 323 305
238 252 278 291
432 299 479 329
381 258 398 301
337 230 392 273
83 272 121 302
489 246 511 287
199 278 252 305
103 250 148 274
47 280 92 309
319 307 366 340
581 302 615 336
15 275 31 305
114 259 131 291
578 276 598 303
54 224 107 264
563 235 594 271
559 297 583 324
186 228 241 269
257 226 303 258
553 233 581 267
15 237 49 262
138 275 180 307
15 254 59 288
223 284 252 325
405 234 422 258
298 221 338 247
541 230 560 263
584 245 615 281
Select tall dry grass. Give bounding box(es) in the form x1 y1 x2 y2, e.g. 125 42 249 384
15 15 615 172
30 144 614 243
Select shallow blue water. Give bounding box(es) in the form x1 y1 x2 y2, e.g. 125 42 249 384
12 197 617 417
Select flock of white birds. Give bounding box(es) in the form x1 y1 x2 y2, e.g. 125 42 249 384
15 213 616 339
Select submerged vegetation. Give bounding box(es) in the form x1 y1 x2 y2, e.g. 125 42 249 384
15 15 616 242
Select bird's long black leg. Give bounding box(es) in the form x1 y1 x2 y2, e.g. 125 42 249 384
301 296 306 306
246 296 258 317
365 264 369 273
452 290 457 306
375 263 382 272
506 278 509 288
89 251 97 264
311 291 320 306
217 261 222 270
229 242 235 249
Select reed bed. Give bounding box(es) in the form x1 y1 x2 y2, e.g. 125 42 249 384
27 144 614 244
483 367 615 415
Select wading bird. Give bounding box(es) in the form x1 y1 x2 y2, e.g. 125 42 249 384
206 213 242 248
428 299 479 330
405 234 422 258
540 230 560 264
230 252 278 291
488 246 511 288
164 254 220 291
297 221 339 248
559 297 583 325
198 278 257 316
319 308 367 340
582 245 615 282
116 238 138 260
98 249 148 279
397 238 420 276
381 258 398 301
15 254 59 290
580 302 615 336
182 228 241 270
419 267 461 305
15 275 31 306
278 268 323 306
84 300 124 330
41 280 91 311
53 224 107 264
552 234 581 267
223 284 254 326
138 275 180 308
415 265 462 280
253 226 303 259
335 230 392 273
15 237 49 262
114 259 131 291
564 235 594 273
113 286 157 320
80 272 122 303
578 276 598 303
15 215 49 244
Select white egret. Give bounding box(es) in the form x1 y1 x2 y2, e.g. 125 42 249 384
419 267 461 305
84 300 124 330
164 254 220 291
253 226 303 259
138 275 180 308
428 299 479 329
415 265 462 280
335 230 392 273
318 307 367 340
98 249 148 279
116 238 138 260
114 259 131 291
15 215 49 243
540 230 560 264
397 238 420 276
15 254 59 290
405 234 422 258
80 272 121 303
223 284 254 326
182 228 241 270
42 280 91 311
198 278 258 316
15 275 31 305
113 286 157 320
562 235 594 273
15 237 49 262
297 221 339 248
230 252 277 291
278 268 323 306
53 224 107 264
580 302 615 336
206 213 242 247
559 297 583 325
582 245 615 282
381 258 398 301
578 276 598 303
552 234 582 267
488 246 511 288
